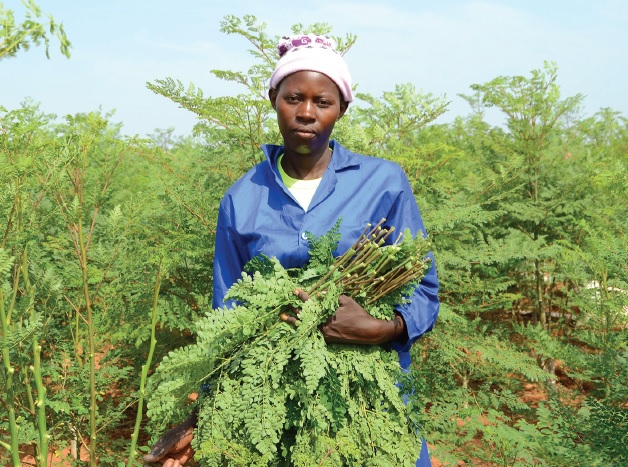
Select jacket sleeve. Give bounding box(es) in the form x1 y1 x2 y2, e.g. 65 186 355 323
385 168 440 354
212 201 246 310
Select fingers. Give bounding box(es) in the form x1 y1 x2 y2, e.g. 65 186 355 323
279 311 298 325
279 289 310 326
159 444 195 467
295 288 310 302
281 289 335 326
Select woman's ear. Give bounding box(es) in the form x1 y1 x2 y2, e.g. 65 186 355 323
269 88 278 110
338 100 349 120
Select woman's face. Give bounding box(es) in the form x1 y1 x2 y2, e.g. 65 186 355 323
270 71 348 156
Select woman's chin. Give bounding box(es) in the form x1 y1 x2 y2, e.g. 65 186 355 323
294 145 315 155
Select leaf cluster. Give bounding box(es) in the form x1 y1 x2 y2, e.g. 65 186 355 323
0 0 71 60
147 221 431 465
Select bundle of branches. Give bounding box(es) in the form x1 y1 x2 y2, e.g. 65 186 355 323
147 219 431 466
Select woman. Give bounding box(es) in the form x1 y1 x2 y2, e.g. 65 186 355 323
145 34 439 467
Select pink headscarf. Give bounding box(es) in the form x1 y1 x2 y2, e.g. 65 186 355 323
269 34 354 102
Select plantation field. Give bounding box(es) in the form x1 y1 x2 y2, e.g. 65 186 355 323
2 10 627 467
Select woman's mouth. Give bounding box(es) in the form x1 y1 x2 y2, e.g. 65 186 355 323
292 127 316 139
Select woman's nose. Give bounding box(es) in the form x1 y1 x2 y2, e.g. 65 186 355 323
296 100 315 122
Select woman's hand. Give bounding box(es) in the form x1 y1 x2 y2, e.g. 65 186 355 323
143 411 196 466
281 289 405 345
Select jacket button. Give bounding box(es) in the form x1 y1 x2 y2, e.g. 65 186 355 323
301 232 308 240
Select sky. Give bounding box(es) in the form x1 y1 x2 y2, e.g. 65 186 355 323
2 0 627 138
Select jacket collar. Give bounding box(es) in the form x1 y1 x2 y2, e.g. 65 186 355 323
261 140 361 173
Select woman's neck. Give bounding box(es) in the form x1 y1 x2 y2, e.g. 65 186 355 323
281 145 332 180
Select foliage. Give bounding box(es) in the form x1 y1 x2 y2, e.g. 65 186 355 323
0 0 71 60
147 223 431 465
147 14 357 166
526 396 628 466
0 103 208 465
1 12 627 467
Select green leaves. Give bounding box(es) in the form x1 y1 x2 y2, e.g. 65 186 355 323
147 223 429 465
3 12 627 466
0 0 71 60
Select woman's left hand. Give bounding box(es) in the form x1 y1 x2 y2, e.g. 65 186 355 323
284 289 402 345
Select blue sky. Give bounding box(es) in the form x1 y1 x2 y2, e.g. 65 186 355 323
2 0 627 137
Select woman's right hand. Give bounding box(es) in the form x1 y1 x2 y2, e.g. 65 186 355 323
143 411 196 466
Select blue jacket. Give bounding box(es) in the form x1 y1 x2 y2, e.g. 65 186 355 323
212 140 440 370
